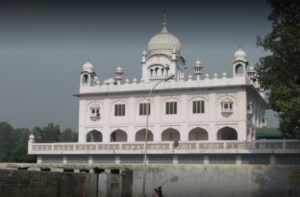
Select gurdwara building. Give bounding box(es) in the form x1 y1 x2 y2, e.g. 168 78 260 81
28 18 300 165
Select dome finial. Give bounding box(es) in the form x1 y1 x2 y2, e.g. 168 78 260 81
161 9 168 33
163 9 167 27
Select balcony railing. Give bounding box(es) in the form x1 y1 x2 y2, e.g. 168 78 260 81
28 140 300 155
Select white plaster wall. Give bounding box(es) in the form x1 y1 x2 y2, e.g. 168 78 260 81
78 85 256 143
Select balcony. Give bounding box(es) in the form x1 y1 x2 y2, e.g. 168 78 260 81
28 139 300 155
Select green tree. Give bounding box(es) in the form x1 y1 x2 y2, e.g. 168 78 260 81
60 128 78 142
0 122 15 161
33 123 61 143
257 0 300 137
9 145 36 163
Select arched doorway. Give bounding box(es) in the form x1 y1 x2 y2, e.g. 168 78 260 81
110 129 127 142
235 64 244 75
217 127 238 140
86 130 102 142
161 128 180 141
135 129 154 141
188 127 208 140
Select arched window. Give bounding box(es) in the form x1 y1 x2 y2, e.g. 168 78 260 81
217 127 238 140
161 128 180 141
111 129 127 142
135 129 154 141
82 74 89 84
221 98 234 117
90 104 100 121
86 130 102 142
235 64 244 75
155 67 159 75
188 128 208 141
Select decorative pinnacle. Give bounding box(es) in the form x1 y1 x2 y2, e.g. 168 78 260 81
161 9 168 33
163 9 167 27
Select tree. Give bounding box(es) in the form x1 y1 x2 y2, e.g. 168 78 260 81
9 145 36 163
60 128 78 142
33 123 61 143
257 0 300 137
0 122 15 161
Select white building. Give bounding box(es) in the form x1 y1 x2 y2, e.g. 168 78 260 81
77 18 266 144
28 17 300 165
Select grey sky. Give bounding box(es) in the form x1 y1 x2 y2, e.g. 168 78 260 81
0 1 279 130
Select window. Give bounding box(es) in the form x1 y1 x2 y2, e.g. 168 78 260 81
90 105 100 121
115 104 125 116
193 100 205 114
235 64 244 75
222 102 233 112
139 103 150 115
221 99 233 117
82 74 89 84
166 102 177 115
247 102 253 115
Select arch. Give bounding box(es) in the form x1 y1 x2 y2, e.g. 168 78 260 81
86 130 102 142
161 128 180 141
82 74 89 84
217 127 238 140
235 64 244 75
135 129 154 141
188 127 208 141
110 129 127 142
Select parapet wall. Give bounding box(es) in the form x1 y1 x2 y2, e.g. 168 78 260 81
131 165 300 197
0 164 300 197
0 169 97 197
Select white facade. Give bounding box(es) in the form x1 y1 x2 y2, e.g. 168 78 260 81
28 18 300 165
76 20 267 145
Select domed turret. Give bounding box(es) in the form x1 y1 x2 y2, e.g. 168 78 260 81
147 12 181 55
194 59 203 80
115 65 124 85
233 47 248 77
234 48 247 61
83 60 94 73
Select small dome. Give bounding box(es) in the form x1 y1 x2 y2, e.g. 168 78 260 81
29 134 35 139
234 48 247 60
248 64 255 71
195 59 201 66
148 26 181 54
116 66 123 73
83 61 94 72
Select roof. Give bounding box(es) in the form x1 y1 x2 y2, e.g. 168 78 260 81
256 128 284 139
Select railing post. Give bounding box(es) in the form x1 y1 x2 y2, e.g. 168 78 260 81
173 155 178 164
236 155 242 165
63 156 67 164
283 139 286 149
28 134 35 154
88 156 94 164
37 155 42 164
116 155 121 164
203 155 209 164
270 154 276 166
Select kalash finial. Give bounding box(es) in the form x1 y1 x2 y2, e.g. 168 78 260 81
161 9 168 33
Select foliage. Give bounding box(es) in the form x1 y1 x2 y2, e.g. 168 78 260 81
9 145 36 163
0 122 15 161
0 122 78 163
60 128 78 142
33 123 61 143
257 0 300 137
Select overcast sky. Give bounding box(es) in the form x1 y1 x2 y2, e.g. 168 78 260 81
0 0 279 130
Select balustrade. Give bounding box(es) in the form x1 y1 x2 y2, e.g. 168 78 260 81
28 140 300 155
